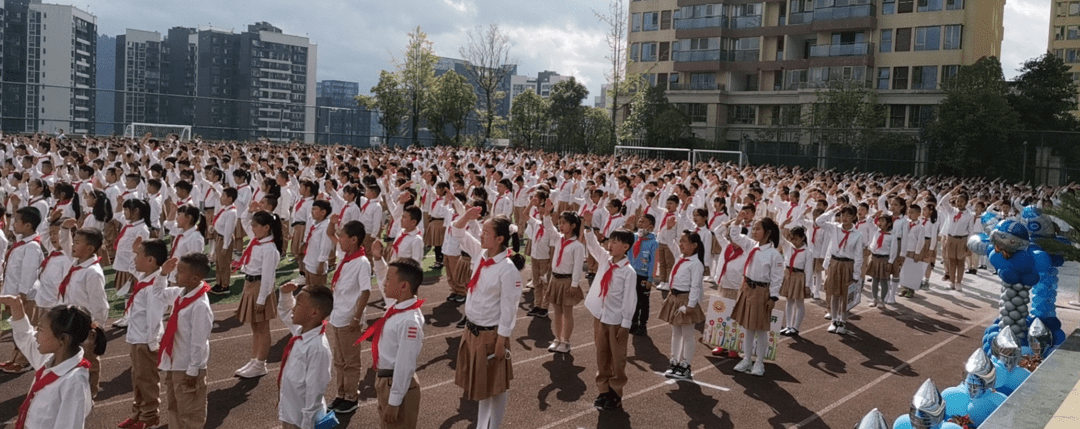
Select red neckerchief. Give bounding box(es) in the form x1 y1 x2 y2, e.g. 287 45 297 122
332 247 367 286
158 283 211 364
16 359 91 429
355 299 425 368
279 322 327 388
58 257 101 300
742 247 760 275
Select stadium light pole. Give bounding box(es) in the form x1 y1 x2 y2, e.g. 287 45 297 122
1022 140 1028 182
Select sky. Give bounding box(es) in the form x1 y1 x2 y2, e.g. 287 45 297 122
79 0 1049 100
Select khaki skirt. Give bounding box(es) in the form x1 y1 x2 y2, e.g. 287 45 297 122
455 329 513 401
824 259 855 299
780 271 810 301
547 275 583 306
732 280 774 331
658 292 706 325
867 255 892 279
236 281 278 324
719 287 740 300
449 255 472 295
423 219 445 247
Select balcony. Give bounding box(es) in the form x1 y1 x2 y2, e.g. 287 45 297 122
728 15 762 30
674 16 725 30
813 4 874 22
809 43 872 58
673 49 759 63
787 12 813 25
669 82 721 91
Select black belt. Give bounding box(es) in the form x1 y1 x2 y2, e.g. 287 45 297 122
788 268 804 273
464 320 496 336
671 289 688 295
292 221 306 227
950 235 967 239
872 254 889 259
744 277 769 288
552 272 572 279
245 275 262 282
831 256 854 262
376 369 394 378
429 218 444 222
461 252 471 259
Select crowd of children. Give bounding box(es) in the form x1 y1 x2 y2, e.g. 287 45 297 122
0 133 1071 428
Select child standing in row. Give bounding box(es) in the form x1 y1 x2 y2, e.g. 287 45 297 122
730 218 784 376
583 229 637 409
659 228 706 380
235 211 284 379
276 281 334 429
157 253 214 429
779 226 813 336
545 211 585 353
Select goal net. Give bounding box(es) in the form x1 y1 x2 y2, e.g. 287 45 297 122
125 123 192 142
613 145 692 162
692 149 747 167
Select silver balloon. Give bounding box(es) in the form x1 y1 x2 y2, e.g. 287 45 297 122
992 329 1022 371
964 349 996 399
909 379 946 429
1005 288 1018 298
967 234 990 256
1029 318 1053 358
854 408 889 429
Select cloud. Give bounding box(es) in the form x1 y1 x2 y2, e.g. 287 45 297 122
1002 0 1051 78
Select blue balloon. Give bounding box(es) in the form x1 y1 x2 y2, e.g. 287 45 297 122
1054 328 1067 346
998 267 1019 285
989 251 1008 270
969 392 1007 425
1051 255 1065 267
1032 250 1051 273
940 423 964 429
1021 273 1040 287
942 385 970 418
892 415 912 429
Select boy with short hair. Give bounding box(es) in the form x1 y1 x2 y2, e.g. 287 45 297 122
120 238 170 429
325 221 373 414
0 207 45 373
277 281 334 429
157 253 214 429
386 206 424 263
302 200 333 288
59 228 110 396
210 188 238 295
583 230 637 410
628 214 657 337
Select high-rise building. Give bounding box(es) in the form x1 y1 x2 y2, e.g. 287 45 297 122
315 79 373 146
509 71 573 105
1049 2 1080 116
627 0 1003 138
96 34 117 135
115 29 169 127
1 0 96 135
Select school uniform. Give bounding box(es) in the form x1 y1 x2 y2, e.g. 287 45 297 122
57 256 108 397
162 223 206 283
211 204 238 286
369 297 425 429
780 244 814 301
301 218 332 287
815 209 866 301
125 269 168 426
327 248 372 402
583 233 637 398
156 283 213 429
525 214 556 310
277 292 332 429
657 242 706 325
939 195 975 263
443 213 470 297
899 221 930 292
423 197 451 249
866 227 899 280
450 225 523 401
236 237 281 323
34 250 72 310
716 226 750 300
729 236 784 331
290 196 314 258
10 317 92 429
543 215 585 307
653 211 678 283
358 197 384 249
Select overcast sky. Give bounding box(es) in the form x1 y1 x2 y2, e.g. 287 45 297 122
80 0 1049 100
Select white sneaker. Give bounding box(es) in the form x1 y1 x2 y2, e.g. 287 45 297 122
734 358 753 373
547 341 561 352
656 282 669 291
236 361 267 379
835 322 847 335
827 322 837 333
869 300 877 308
824 312 832 320
234 359 256 376
112 316 129 328
750 361 765 377
555 342 571 354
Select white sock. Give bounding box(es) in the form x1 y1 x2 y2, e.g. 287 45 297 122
743 330 757 360
754 330 769 363
670 325 683 363
679 324 696 365
488 392 509 429
793 301 805 330
477 397 493 429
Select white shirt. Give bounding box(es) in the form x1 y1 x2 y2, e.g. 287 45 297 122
600 213 626 238
292 196 313 224
11 317 92 429
357 197 383 239
58 257 109 326
163 224 206 282
716 226 750 291
388 229 424 264
544 216 585 286
155 285 213 376
212 205 238 248
125 270 168 349
376 297 425 406
866 227 899 265
730 234 785 298
940 194 976 237
583 233 637 328
452 225 524 337
526 214 556 260
113 218 149 273
241 238 281 305
34 250 72 308
815 209 866 281
302 219 332 272
3 233 44 296
277 293 331 429
328 252 372 327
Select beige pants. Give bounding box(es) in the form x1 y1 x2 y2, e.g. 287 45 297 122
376 375 421 429
531 258 552 309
327 324 364 401
165 370 207 429
83 331 101 398
214 234 231 288
130 344 161 424
656 244 675 282
593 319 630 398
291 224 306 259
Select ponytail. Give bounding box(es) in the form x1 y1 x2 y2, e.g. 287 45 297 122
253 211 285 254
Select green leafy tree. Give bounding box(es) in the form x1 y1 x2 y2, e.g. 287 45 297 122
1007 53 1080 131
423 70 477 146
356 70 407 145
1038 192 1080 262
619 81 690 147
548 77 589 149
582 106 615 154
397 26 439 146
594 0 628 145
929 57 1021 177
459 24 515 141
509 88 549 148
805 82 887 150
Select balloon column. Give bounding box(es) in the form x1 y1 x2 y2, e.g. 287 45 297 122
890 379 964 429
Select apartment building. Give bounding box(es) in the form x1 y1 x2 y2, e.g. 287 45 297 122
627 0 1004 138
509 71 573 105
1049 1 1080 115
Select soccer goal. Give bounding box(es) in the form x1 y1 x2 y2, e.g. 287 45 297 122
693 149 748 166
125 122 192 142
613 145 692 162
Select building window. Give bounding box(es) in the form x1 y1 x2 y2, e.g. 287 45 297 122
1073 2 1080 15
883 0 896 14
1057 26 1067 41
877 68 891 90
1070 25 1080 40
942 65 960 83
661 10 672 30
632 13 642 32
880 29 893 53
893 66 909 90
659 42 670 61
898 0 914 13
642 43 658 61
643 12 660 31
630 43 640 61
728 105 755 125
895 28 912 52
912 66 938 90
944 25 962 49
918 0 942 12
680 103 709 123
914 26 940 51
946 0 964 10
890 105 907 128
909 105 935 128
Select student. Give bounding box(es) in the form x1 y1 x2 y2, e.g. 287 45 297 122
525 196 556 318
358 185 384 256
0 296 93 429
210 188 238 295
938 186 975 291
583 229 637 410
815 205 865 335
423 182 451 269
898 205 931 299
291 180 317 259
543 211 585 354
627 214 657 337
324 220 372 414
357 258 425 429
156 253 214 429
301 200 333 288
442 193 472 304
653 195 680 290
49 182 81 254
866 216 898 308
234 211 285 378
163 205 207 283
78 190 114 264
779 226 813 336
450 211 525 429
386 205 424 263
659 228 707 379
275 281 334 429
0 207 46 374
729 218 785 376
120 239 170 429
57 228 109 397
114 199 152 301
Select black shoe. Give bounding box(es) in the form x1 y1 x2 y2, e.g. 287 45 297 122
527 307 540 317
593 392 610 410
966 269 977 275
602 391 623 410
209 284 230 295
334 399 358 414
630 326 647 336
536 308 548 318
432 261 444 269
456 317 467 329
327 398 344 412
446 293 461 302
979 265 987 270
453 294 466 303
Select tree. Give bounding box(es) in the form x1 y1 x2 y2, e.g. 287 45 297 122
582 106 615 154
509 88 549 149
548 77 590 150
423 70 477 146
805 82 887 150
929 57 1021 177
619 81 691 148
1007 53 1080 131
459 24 515 141
595 0 628 144
397 26 439 146
357 70 407 145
